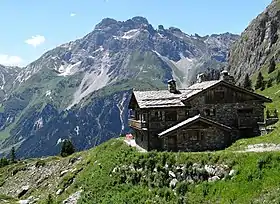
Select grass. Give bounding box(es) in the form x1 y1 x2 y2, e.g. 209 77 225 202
47 139 280 203
1 136 280 203
227 63 280 151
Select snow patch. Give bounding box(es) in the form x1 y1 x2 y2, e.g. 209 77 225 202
67 52 111 109
158 33 164 38
74 126 80 135
45 90 51 97
0 72 5 89
117 93 127 135
56 138 62 145
34 117 43 130
57 61 81 77
121 29 140 39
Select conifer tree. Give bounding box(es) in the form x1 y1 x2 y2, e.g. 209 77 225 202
276 70 280 84
268 57 276 74
10 147 16 163
255 72 264 90
60 139 75 157
243 73 252 90
267 78 273 88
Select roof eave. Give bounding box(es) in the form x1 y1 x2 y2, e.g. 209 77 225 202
158 116 232 138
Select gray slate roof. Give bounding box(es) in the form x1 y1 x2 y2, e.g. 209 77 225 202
133 80 220 108
158 115 232 137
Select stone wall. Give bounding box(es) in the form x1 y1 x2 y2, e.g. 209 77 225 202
162 125 232 152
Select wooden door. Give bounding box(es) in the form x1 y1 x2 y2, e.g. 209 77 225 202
168 136 177 152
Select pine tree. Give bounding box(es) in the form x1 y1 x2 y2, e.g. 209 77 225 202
268 57 276 74
243 73 252 90
255 72 264 89
10 147 16 163
276 70 280 84
267 78 273 88
0 158 9 167
60 139 75 157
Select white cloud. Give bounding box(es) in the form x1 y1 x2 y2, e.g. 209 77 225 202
70 13 76 17
0 54 23 66
25 35 45 47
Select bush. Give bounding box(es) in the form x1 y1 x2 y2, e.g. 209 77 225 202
0 158 9 168
60 139 75 157
267 78 273 88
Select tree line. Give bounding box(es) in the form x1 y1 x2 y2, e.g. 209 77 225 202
243 57 280 91
0 139 75 168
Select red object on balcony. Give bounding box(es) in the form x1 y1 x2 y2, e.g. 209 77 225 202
126 133 133 140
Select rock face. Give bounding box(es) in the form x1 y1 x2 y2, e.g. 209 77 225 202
0 17 238 158
228 0 280 83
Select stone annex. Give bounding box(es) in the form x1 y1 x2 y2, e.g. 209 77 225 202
128 70 274 152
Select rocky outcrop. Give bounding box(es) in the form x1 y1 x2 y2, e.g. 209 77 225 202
228 0 280 83
111 162 235 189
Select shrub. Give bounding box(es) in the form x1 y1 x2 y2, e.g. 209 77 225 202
0 158 9 168
267 78 273 88
60 139 75 157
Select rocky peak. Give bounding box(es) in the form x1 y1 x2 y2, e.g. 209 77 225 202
94 18 119 30
131 16 149 25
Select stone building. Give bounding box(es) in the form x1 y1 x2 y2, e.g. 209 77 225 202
128 70 272 152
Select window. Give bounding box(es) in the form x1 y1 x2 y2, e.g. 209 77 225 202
204 109 216 116
214 90 225 102
189 130 200 141
187 130 204 141
204 109 210 116
151 111 163 121
237 108 253 114
165 110 177 121
142 113 148 122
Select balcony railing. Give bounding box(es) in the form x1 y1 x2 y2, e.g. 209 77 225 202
128 119 147 129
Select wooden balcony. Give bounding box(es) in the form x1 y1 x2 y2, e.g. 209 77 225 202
128 119 147 130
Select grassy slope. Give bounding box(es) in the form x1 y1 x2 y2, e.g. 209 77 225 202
29 139 280 204
1 139 279 203
228 64 280 150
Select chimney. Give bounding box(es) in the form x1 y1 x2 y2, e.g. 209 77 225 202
167 79 178 93
220 70 234 83
197 73 206 83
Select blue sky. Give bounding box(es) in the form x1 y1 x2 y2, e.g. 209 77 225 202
0 0 272 67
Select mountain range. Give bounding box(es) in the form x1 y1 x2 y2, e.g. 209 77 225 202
0 16 240 158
